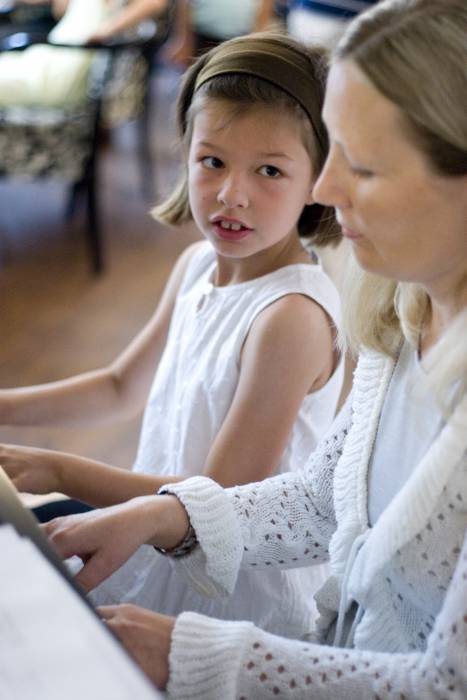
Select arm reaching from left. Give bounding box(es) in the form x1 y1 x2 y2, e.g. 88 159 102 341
0 443 183 507
43 399 350 595
0 243 199 430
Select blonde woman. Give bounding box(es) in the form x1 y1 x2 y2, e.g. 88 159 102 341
39 1 466 697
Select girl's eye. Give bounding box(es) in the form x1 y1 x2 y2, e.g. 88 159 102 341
259 164 281 178
201 156 223 169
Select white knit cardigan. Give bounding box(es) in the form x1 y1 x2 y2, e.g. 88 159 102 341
163 350 467 699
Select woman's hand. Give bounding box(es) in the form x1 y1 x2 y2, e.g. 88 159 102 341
0 443 62 495
99 604 175 690
43 494 189 592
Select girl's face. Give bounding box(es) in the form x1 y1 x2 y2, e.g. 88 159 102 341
187 100 315 264
313 60 467 301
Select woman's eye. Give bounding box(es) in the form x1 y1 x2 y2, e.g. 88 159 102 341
201 156 223 169
351 165 374 178
259 164 281 178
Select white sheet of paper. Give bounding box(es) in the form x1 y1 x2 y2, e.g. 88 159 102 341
0 525 165 700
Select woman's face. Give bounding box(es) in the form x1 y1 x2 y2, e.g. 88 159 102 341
313 60 467 300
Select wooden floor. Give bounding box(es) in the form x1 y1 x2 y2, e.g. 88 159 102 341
0 64 201 474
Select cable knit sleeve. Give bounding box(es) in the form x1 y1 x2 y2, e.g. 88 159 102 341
167 530 467 699
161 398 352 599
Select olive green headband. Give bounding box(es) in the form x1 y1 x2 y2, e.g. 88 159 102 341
193 38 323 148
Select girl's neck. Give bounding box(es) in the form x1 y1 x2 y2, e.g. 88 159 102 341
213 234 312 287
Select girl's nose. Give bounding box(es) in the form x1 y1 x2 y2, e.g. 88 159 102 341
217 174 249 209
313 149 350 211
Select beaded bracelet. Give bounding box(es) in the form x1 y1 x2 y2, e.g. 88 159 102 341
154 489 198 558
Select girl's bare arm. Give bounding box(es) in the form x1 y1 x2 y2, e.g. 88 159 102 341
200 293 338 487
0 243 202 429
0 443 180 507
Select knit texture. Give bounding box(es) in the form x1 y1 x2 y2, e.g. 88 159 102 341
164 476 244 597
166 351 467 698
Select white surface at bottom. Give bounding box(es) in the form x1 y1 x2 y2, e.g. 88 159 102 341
0 524 166 700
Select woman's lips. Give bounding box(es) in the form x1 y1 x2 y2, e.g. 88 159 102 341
341 225 363 241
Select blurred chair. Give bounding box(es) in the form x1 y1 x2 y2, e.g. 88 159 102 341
0 1 56 37
0 16 169 273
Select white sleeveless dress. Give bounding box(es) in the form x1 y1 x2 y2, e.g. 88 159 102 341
91 242 344 638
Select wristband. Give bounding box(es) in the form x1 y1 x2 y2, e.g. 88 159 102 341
154 489 198 558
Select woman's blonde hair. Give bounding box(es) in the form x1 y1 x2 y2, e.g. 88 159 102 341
336 0 467 413
152 33 341 248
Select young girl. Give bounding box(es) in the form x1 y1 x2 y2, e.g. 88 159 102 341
0 33 344 635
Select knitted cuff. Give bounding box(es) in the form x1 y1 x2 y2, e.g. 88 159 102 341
167 611 254 700
159 476 244 595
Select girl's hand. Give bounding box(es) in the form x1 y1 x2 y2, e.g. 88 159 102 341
0 443 61 495
43 494 187 592
99 604 174 690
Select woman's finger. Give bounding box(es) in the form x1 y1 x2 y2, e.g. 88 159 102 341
97 605 118 620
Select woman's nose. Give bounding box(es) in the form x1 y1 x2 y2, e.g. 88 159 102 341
217 173 249 209
313 150 350 211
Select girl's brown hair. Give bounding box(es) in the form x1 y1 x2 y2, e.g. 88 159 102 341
153 33 341 248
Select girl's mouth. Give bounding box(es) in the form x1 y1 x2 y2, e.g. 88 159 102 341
212 218 253 241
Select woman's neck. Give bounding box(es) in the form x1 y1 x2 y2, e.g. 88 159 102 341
420 280 467 356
